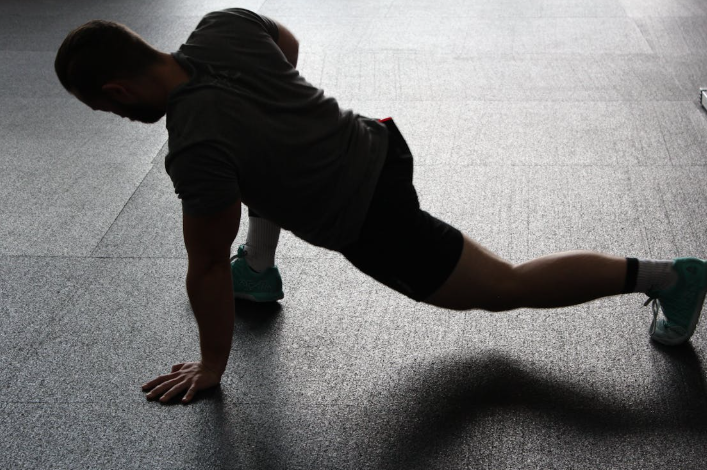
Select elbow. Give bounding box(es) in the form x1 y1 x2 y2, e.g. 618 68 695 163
185 258 232 297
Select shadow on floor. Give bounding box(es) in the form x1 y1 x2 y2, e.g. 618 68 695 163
170 306 707 468
202 299 288 468
158 299 282 407
371 346 707 469
233 298 282 328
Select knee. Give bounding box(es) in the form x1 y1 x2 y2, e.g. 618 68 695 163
481 293 519 312
425 258 523 312
479 268 523 312
483 296 519 312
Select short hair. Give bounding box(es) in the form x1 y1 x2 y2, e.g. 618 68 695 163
55 20 161 98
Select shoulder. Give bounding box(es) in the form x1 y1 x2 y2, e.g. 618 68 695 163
195 8 278 40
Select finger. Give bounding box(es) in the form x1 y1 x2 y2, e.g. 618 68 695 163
171 363 186 373
159 380 190 403
147 377 182 399
146 377 182 400
142 371 181 391
142 373 177 391
182 384 198 404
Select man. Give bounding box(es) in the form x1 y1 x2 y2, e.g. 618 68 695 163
55 8 706 404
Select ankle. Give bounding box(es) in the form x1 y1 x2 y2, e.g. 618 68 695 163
630 258 678 294
243 245 275 273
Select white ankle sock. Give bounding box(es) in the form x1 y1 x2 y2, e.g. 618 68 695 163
634 259 678 293
243 217 280 273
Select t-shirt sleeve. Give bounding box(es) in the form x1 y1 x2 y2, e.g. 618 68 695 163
166 144 241 217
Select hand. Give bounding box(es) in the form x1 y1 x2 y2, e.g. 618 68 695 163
142 362 222 404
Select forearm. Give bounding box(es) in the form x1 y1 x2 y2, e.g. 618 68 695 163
185 260 234 375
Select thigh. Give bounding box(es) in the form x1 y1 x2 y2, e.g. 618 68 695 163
342 210 464 301
341 117 464 301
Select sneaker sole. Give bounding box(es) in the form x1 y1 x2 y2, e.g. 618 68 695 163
233 291 284 303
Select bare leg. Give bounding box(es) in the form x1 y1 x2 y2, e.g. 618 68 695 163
425 235 627 311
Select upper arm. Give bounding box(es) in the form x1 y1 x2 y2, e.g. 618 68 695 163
183 200 241 269
272 20 299 67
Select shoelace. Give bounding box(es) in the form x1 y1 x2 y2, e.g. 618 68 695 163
230 246 247 262
644 296 661 326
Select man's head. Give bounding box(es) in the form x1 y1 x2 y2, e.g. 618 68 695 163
55 20 168 123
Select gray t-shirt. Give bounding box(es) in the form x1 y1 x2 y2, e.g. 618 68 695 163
165 8 388 250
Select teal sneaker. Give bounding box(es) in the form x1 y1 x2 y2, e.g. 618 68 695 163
645 257 707 346
230 245 284 302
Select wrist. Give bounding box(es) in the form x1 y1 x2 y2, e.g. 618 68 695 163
200 360 226 376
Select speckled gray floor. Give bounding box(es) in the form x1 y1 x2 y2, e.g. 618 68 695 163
2 0 707 468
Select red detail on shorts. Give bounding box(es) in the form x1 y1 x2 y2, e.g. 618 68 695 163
378 117 392 122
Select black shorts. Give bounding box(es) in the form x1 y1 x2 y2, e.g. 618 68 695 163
339 118 464 302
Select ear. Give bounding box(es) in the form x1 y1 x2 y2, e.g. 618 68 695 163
101 82 135 103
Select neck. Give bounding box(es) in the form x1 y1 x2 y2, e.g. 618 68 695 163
142 52 190 110
158 52 191 95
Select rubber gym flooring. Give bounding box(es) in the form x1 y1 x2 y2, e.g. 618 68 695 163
2 0 707 468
